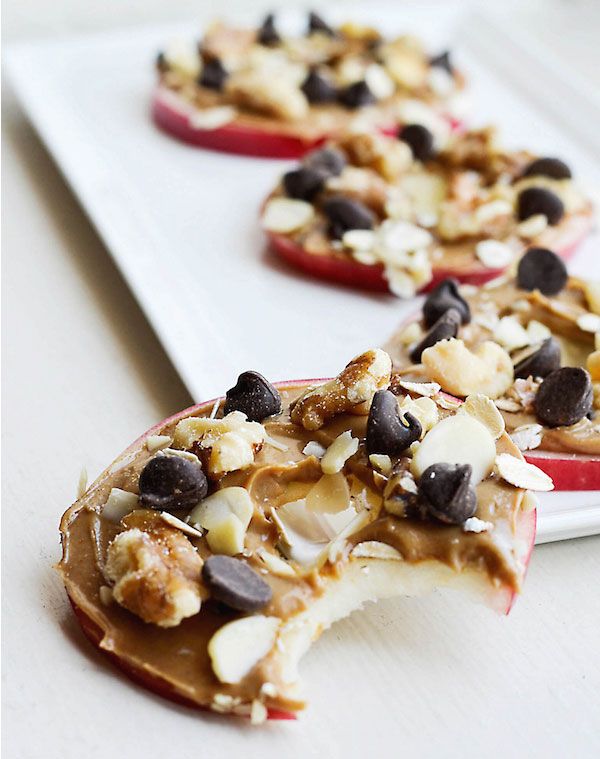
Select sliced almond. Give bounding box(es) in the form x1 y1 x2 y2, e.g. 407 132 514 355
208 615 281 685
261 197 315 234
351 541 402 560
102 488 139 523
306 472 351 513
159 512 204 539
517 213 548 238
145 434 172 452
583 281 600 315
461 393 505 439
369 453 392 475
510 423 543 451
255 547 296 578
577 312 600 334
399 395 439 435
320 431 359 474
493 316 530 352
302 441 327 459
395 320 423 346
475 239 514 269
495 453 554 491
397 379 441 397
189 106 237 130
411 414 496 484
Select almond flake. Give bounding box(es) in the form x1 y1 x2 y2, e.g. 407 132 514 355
160 512 204 539
146 434 172 452
255 547 296 578
77 467 88 498
399 475 418 494
461 393 505 439
475 239 514 269
102 488 139 523
342 229 377 251
398 379 441 397
495 453 554 491
189 106 237 130
369 454 392 475
351 541 402 560
395 321 423 345
261 197 314 234
462 517 493 533
302 441 327 459
577 313 600 334
250 699 268 725
494 398 522 413
99 585 113 606
320 431 359 475
264 434 288 452
510 424 543 451
517 213 548 238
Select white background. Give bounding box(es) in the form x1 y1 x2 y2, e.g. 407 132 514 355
3 2 600 758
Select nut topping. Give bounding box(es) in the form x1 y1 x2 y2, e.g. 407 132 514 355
290 348 391 430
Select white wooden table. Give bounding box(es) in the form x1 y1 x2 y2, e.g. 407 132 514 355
3 2 600 757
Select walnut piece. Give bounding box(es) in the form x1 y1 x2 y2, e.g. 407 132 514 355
105 511 203 628
290 349 392 430
225 70 309 121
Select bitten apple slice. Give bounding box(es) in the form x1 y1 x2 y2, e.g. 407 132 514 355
58 376 536 722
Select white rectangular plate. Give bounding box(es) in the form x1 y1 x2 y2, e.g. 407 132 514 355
6 5 600 542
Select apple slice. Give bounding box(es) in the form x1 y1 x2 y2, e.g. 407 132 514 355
152 87 458 159
267 208 592 293
59 379 536 720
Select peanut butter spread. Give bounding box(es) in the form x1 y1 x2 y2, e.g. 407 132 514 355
262 129 593 297
386 276 600 456
58 350 537 720
156 16 465 142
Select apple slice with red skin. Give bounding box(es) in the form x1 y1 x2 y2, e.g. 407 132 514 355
390 315 600 489
61 380 535 719
152 86 462 159
267 213 592 294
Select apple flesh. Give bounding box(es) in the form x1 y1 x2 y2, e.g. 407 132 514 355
152 87 460 159
62 381 535 719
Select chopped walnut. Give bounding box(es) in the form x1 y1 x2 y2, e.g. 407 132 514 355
290 349 392 430
337 132 412 181
105 511 203 628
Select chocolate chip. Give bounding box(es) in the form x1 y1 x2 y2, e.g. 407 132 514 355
156 52 168 73
199 57 228 91
398 123 435 162
283 167 327 201
522 157 572 180
534 367 593 427
301 69 338 103
429 50 453 74
422 278 471 328
367 390 422 456
513 338 561 379
224 371 282 422
307 11 336 37
304 147 346 177
410 308 461 363
257 13 281 46
202 555 272 612
517 187 564 226
419 463 477 525
338 80 376 109
139 455 208 511
516 247 567 295
323 196 376 239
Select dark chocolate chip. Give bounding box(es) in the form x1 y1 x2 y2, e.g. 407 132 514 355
410 308 461 363
139 455 208 511
429 50 453 74
517 187 564 225
513 337 561 379
224 371 282 422
307 11 336 37
366 390 422 456
516 247 567 295
422 278 471 328
534 367 593 427
257 13 281 46
323 196 376 239
419 463 477 525
398 123 435 162
202 555 272 612
522 157 572 180
199 57 228 91
301 69 338 103
304 147 346 177
283 167 327 201
338 80 376 109
156 52 169 73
